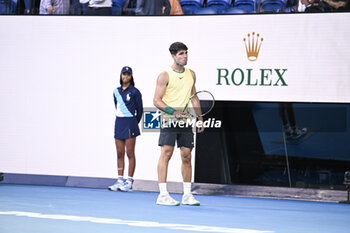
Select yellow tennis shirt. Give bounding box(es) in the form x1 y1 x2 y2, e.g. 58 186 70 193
163 68 194 110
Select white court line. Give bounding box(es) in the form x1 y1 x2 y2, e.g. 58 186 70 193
0 211 273 233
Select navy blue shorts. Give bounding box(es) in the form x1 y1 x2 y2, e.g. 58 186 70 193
114 117 140 139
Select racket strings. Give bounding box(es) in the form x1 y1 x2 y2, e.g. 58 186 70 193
186 92 215 117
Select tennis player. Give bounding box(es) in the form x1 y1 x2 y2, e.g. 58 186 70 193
109 66 143 192
153 42 204 206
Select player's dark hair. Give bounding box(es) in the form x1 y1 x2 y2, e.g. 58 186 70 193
169 42 188 55
120 74 135 86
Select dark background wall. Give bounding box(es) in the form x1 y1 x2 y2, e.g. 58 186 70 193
195 101 350 190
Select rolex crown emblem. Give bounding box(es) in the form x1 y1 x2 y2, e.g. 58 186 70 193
243 32 263 61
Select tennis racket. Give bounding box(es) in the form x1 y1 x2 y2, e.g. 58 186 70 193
183 90 215 118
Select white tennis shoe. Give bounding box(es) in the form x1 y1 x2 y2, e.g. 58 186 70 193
156 194 180 206
108 181 123 191
182 194 200 206
119 180 133 192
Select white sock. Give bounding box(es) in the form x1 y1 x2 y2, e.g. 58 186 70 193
159 183 168 195
183 182 192 195
117 176 124 183
127 176 133 183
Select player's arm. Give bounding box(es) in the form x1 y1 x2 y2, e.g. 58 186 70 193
153 71 186 118
189 70 204 133
153 71 169 110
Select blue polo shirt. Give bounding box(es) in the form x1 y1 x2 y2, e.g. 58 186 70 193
113 85 143 123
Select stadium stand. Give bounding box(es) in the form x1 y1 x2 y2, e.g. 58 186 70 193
232 0 256 13
0 0 349 21
222 6 246 12
180 0 204 14
259 0 288 12
0 0 17 14
206 0 232 12
193 5 218 13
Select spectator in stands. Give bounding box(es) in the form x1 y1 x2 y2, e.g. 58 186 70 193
297 0 349 12
70 0 82 14
25 0 40 14
168 0 183 15
322 0 349 11
80 0 88 14
296 0 310 11
39 0 70 14
303 0 328 11
296 0 326 11
135 0 171 15
119 0 137 15
14 0 30 14
0 0 19 14
80 0 112 15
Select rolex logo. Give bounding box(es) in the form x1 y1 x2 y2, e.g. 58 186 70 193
243 32 263 62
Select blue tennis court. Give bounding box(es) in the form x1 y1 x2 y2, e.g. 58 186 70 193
1 184 349 233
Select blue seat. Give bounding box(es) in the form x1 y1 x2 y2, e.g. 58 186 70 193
222 7 246 13
112 0 125 7
207 0 232 7
207 0 232 8
180 0 204 14
260 0 287 12
111 0 125 15
233 0 255 12
193 7 218 14
206 0 232 13
180 0 203 7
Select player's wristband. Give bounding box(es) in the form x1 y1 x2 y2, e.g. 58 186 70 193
164 106 176 115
